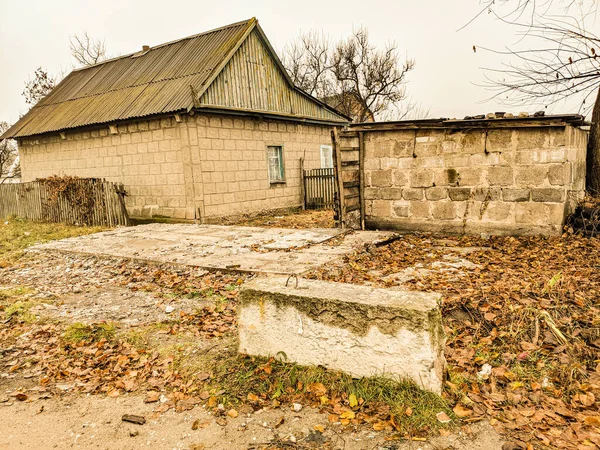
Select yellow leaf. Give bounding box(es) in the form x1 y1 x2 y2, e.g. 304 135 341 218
320 395 329 405
340 410 355 420
314 425 325 433
349 393 358 408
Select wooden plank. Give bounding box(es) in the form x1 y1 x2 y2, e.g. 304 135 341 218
332 128 345 227
359 131 366 230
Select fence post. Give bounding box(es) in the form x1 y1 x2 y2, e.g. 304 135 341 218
300 157 306 210
332 128 345 228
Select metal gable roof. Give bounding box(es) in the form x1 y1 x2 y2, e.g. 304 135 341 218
3 18 348 140
2 19 254 139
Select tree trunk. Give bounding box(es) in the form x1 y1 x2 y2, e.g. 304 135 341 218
586 86 600 196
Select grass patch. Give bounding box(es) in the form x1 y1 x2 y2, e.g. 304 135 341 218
0 217 106 265
200 349 454 436
63 322 116 344
0 286 37 322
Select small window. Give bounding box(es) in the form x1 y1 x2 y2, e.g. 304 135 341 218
320 144 333 169
267 146 285 183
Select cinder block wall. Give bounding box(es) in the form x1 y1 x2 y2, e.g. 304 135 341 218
184 114 329 220
361 124 588 235
18 113 331 220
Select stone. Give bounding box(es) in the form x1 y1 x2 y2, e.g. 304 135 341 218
371 170 393 187
483 202 512 222
293 403 302 412
402 188 424 201
502 189 530 202
393 204 410 218
425 187 448 201
448 187 471 202
487 166 514 186
238 276 445 393
548 164 571 186
531 188 565 203
410 171 434 188
473 187 501 202
410 201 431 219
431 202 455 221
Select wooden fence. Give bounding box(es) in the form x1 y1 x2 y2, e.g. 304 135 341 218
303 168 336 209
0 178 129 227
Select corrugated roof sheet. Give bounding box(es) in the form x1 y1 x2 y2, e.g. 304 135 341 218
4 18 348 139
3 19 255 138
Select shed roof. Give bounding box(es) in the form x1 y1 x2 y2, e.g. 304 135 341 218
3 18 348 139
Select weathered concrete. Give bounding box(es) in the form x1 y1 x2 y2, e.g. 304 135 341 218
358 122 588 235
31 224 393 275
238 276 445 393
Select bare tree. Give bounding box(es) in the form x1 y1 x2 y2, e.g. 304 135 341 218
470 1 600 194
282 28 416 122
69 31 108 67
22 33 108 108
0 122 19 184
22 67 56 106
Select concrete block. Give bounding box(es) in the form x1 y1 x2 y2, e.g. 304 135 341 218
410 201 431 218
371 170 393 187
483 201 512 222
487 166 514 186
393 202 410 217
410 171 435 188
448 187 471 202
502 189 530 202
435 168 459 187
238 277 445 393
517 129 549 149
531 188 565 203
548 163 571 186
431 201 455 220
473 187 502 201
402 188 424 200
425 187 448 201
515 166 549 186
392 169 409 186
456 168 482 186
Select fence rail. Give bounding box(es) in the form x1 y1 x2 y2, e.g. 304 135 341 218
303 168 335 210
0 178 129 227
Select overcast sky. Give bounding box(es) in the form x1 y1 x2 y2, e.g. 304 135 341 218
0 0 592 124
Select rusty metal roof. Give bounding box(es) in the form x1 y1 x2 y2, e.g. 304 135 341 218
6 18 326 139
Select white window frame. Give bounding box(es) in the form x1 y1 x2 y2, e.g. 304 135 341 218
266 145 285 183
320 144 333 169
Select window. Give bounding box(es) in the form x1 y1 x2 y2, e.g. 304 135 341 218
320 144 333 169
267 146 285 183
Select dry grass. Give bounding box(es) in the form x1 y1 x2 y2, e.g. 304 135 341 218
0 217 106 265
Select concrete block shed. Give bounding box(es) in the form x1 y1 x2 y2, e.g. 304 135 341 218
2 18 349 221
335 115 588 235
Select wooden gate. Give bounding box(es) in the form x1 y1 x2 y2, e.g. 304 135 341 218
332 129 364 229
303 168 335 209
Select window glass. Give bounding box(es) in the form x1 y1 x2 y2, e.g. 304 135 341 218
320 145 333 169
267 146 284 182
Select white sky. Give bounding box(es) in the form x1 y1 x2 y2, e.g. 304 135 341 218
0 0 590 124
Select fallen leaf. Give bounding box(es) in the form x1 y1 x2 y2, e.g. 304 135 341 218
453 404 473 418
436 411 451 423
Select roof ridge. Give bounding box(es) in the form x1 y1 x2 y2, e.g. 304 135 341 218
71 18 256 73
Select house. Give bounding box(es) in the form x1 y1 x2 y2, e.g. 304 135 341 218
2 18 349 220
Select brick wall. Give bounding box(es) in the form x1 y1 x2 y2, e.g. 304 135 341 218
359 124 588 235
18 113 332 220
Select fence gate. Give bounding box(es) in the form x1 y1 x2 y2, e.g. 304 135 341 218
332 129 364 229
302 168 335 209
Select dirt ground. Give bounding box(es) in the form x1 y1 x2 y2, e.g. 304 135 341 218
0 394 504 450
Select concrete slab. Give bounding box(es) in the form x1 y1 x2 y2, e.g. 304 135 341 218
31 224 393 275
239 276 446 393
